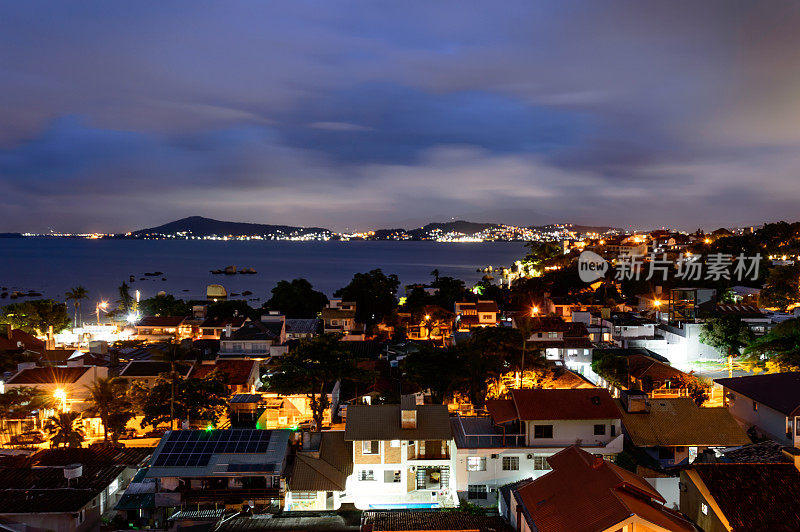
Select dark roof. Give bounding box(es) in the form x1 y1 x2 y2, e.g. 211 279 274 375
514 446 695 532
340 340 385 358
691 463 800 531
593 347 670 364
722 441 792 464
344 404 452 441
627 354 691 384
616 398 750 447
226 320 281 341
284 319 320 335
7 366 90 385
188 360 257 386
200 316 248 328
362 510 511 532
511 388 620 421
31 446 153 467
137 316 187 327
287 431 353 491
715 304 764 318
215 514 356 531
0 465 125 513
230 393 263 404
0 328 45 351
715 372 800 416
120 360 191 378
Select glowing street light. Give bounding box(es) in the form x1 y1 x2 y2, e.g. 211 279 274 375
126 312 141 325
96 300 108 325
653 300 662 308
531 306 539 317
53 388 67 411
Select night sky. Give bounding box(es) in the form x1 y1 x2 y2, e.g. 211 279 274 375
2 1 800 233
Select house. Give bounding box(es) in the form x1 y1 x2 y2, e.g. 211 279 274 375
284 431 353 511
343 395 456 509
516 316 594 364
616 394 750 470
187 359 260 395
4 361 109 412
361 510 512 532
134 316 192 342
0 446 151 532
117 360 192 388
285 318 320 340
507 446 696 532
322 299 366 340
454 300 500 332
197 316 248 340
680 463 800 532
398 305 454 343
0 324 45 352
450 387 621 507
715 372 800 447
256 393 330 429
218 316 287 359
668 288 716 325
145 429 291 513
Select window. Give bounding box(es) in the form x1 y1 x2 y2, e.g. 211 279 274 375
358 469 374 481
467 485 488 500
467 456 486 471
533 457 551 470
701 502 708 515
390 440 401 447
384 470 401 483
293 492 317 500
594 424 606 436
502 456 519 471
534 425 553 439
611 424 616 437
548 332 558 338
362 441 379 455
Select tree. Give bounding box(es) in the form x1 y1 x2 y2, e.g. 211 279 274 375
402 346 461 404
45 411 85 448
686 376 711 406
700 316 755 378
84 377 134 443
152 340 193 430
523 241 562 267
265 279 328 318
334 269 400 327
760 265 800 311
139 294 191 317
744 318 800 370
117 282 135 314
65 286 89 327
132 370 230 429
0 299 71 335
267 334 364 430
0 387 49 442
591 351 629 389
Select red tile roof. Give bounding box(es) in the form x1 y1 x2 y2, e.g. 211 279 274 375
485 399 518 424
511 388 620 420
0 328 45 351
188 360 257 386
514 446 695 532
627 354 690 385
7 366 90 385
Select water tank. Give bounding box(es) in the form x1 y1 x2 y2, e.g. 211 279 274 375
64 463 83 480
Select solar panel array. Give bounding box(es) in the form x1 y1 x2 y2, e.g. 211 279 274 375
151 430 273 467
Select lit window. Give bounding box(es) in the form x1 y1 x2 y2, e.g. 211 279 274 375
390 440 401 447
467 457 486 471
502 456 519 471
533 457 551 470
358 469 374 481
701 502 708 515
362 441 379 455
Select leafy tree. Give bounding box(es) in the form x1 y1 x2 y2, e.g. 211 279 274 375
0 299 71 335
686 376 711 406
265 279 328 318
745 318 800 370
760 265 800 311
401 346 461 404
132 370 230 429
139 294 191 317
700 316 755 377
591 351 629 389
152 340 194 429
117 282 135 314
207 300 255 320
335 269 400 327
267 334 364 429
45 411 85 448
84 377 134 443
0 387 50 441
454 341 507 409
523 241 562 267
65 286 89 327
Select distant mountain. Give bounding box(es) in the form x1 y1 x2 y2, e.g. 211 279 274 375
407 220 497 238
531 223 618 234
130 216 332 238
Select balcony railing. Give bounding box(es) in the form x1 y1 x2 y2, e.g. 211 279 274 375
408 451 451 460
182 488 281 504
459 433 527 448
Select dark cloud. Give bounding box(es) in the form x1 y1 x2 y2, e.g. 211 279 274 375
2 0 800 232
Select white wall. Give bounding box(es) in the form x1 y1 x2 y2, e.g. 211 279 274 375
726 390 792 446
525 418 621 448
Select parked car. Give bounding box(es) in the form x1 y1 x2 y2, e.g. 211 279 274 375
144 427 168 438
9 430 46 445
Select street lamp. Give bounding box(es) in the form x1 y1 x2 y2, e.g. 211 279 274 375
54 388 67 411
531 306 539 317
96 301 108 325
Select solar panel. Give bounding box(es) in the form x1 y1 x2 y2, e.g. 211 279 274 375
152 429 277 467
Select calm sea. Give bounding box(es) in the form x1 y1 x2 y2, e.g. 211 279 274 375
0 238 526 306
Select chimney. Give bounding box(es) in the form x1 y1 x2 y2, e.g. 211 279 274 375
400 395 417 429
225 324 232 338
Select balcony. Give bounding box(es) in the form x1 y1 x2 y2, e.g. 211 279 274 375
408 451 451 461
181 488 281 504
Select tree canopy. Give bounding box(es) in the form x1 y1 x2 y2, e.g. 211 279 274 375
334 269 400 327
0 299 71 335
745 318 800 370
265 278 328 318
131 370 230 429
138 294 191 317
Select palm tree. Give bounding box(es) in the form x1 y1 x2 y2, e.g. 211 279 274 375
85 377 128 442
45 411 85 448
154 340 190 430
516 316 535 388
65 286 89 328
